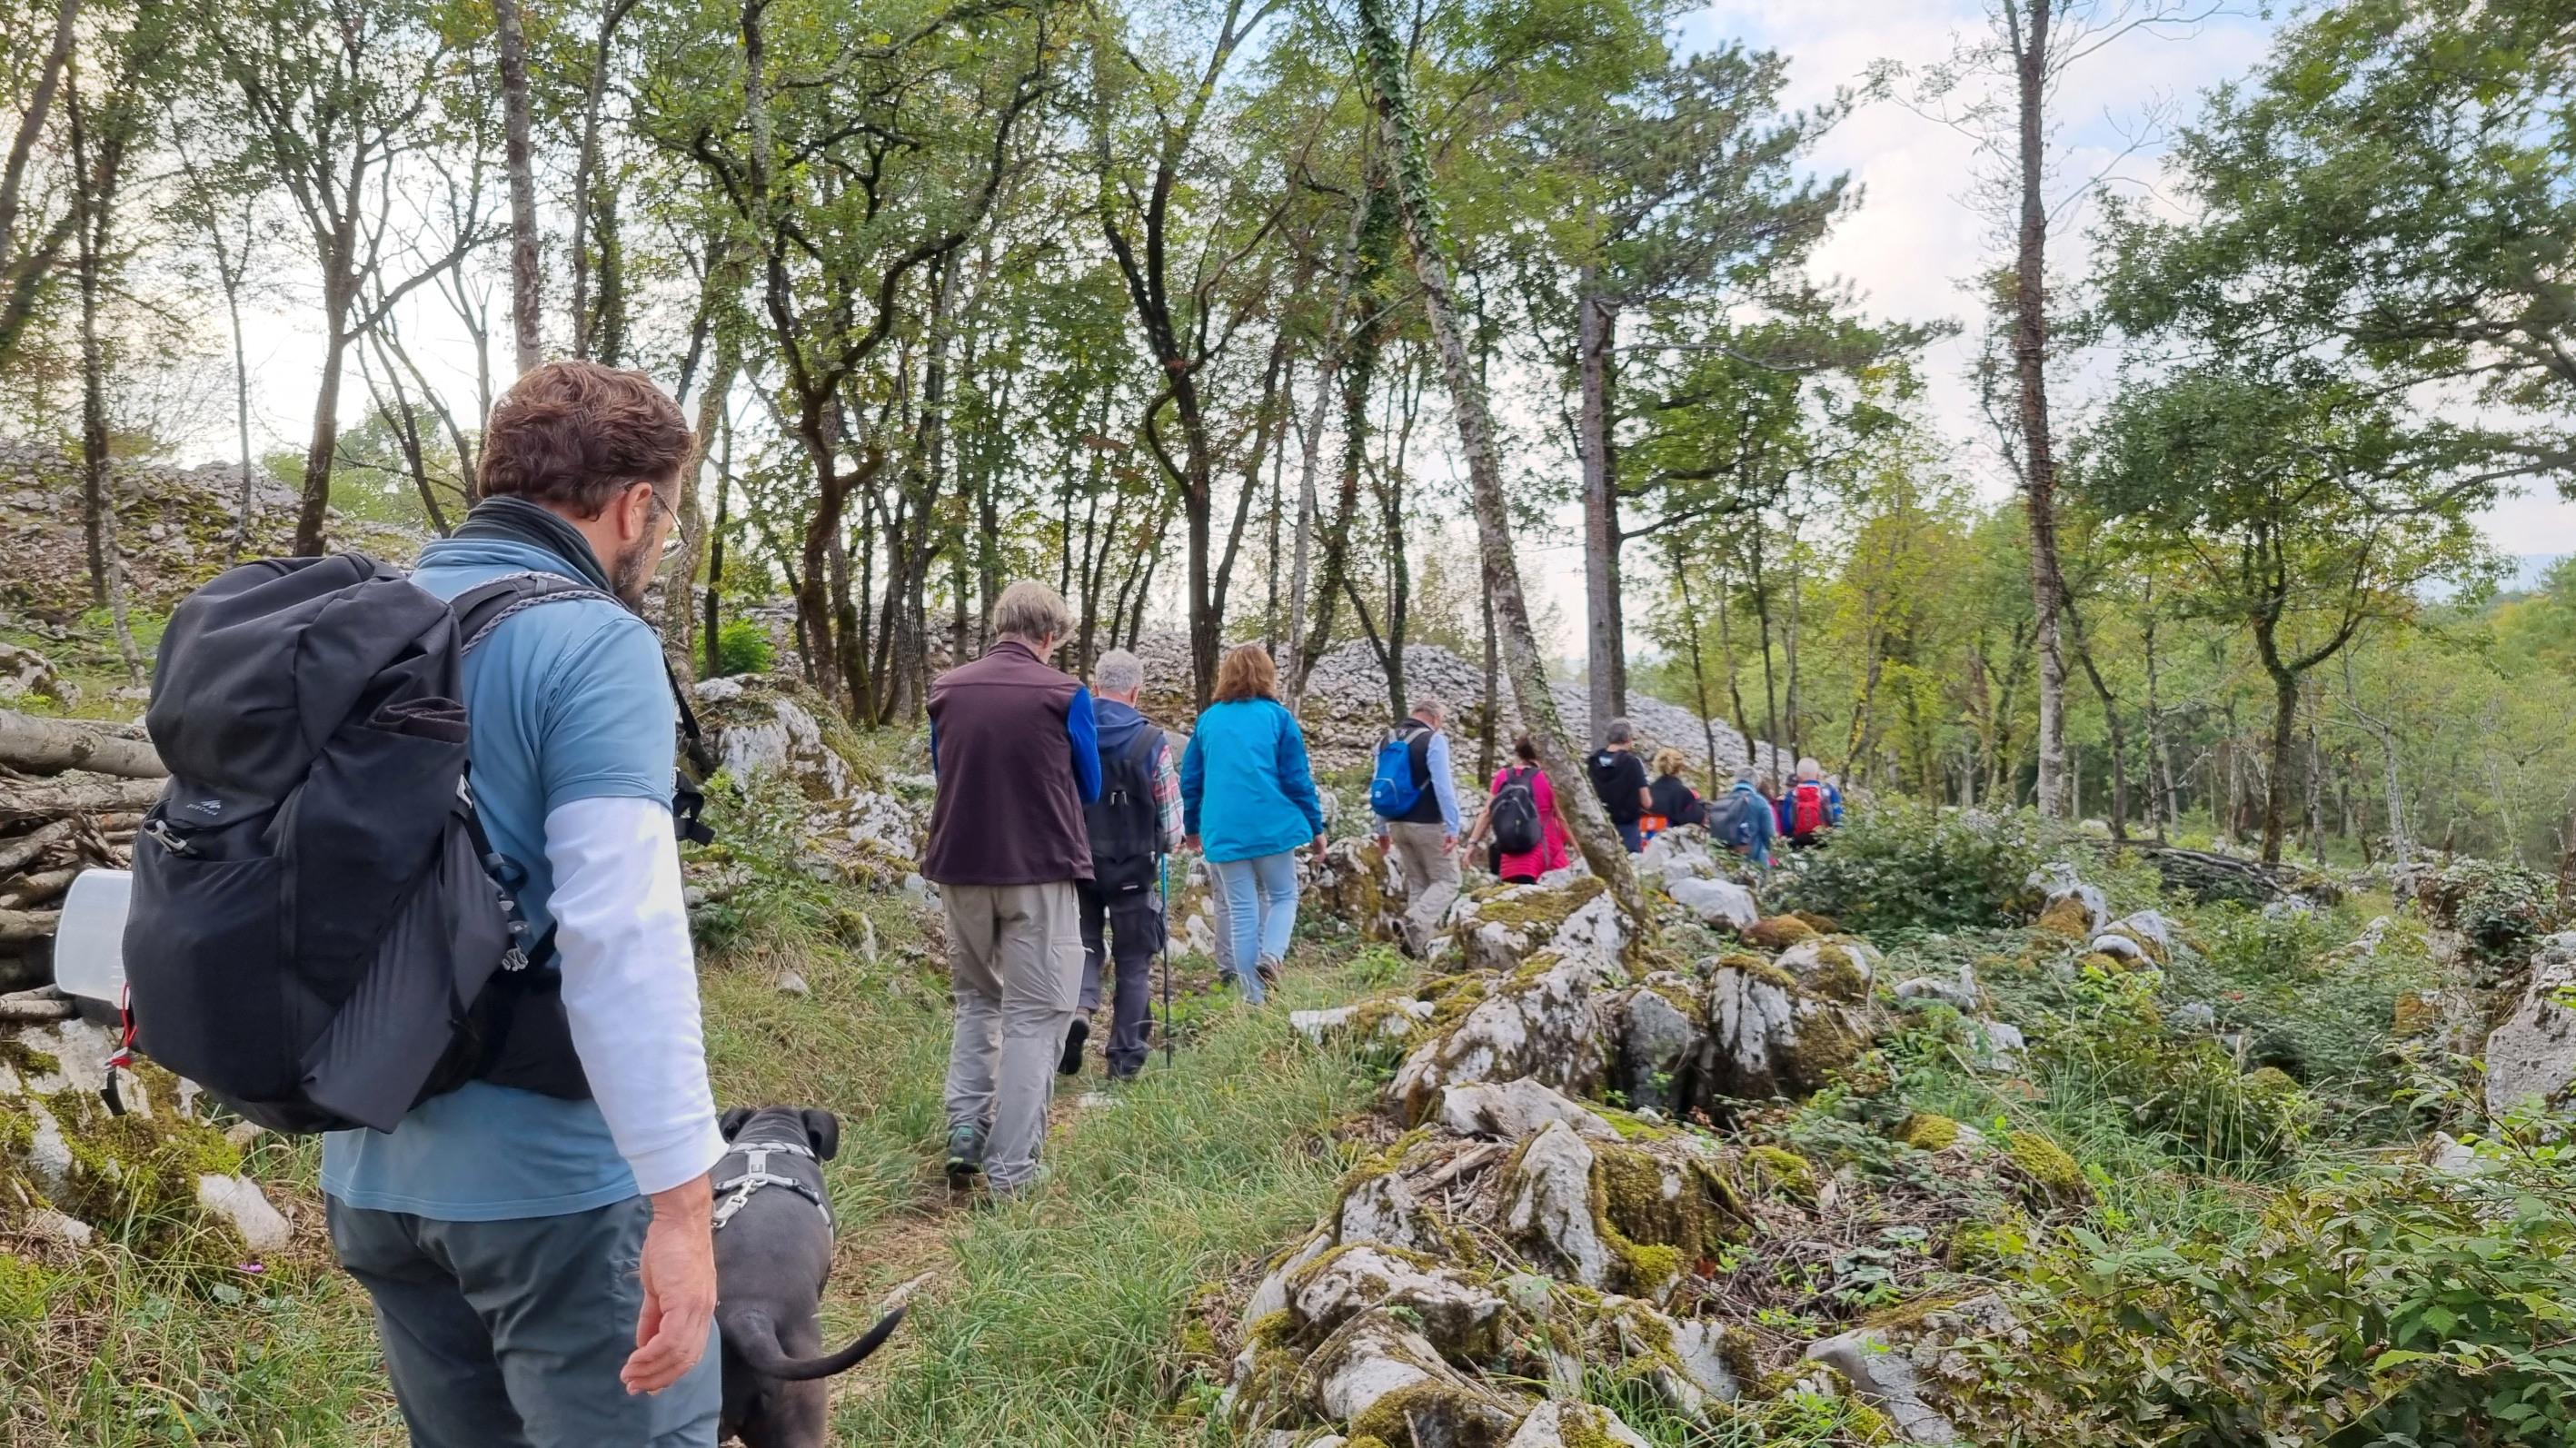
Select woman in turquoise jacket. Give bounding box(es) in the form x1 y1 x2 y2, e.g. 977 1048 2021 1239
1180 643 1327 1004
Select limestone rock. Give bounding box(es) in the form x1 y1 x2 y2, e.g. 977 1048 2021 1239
2170 1002 2218 1032
1308 1309 1525 1443
26 1207 93 1248
695 673 858 801
1338 1173 1442 1255
0 640 71 706
195 1174 291 1251
1607 979 1700 1114
2103 909 2176 960
2024 863 2107 936
1310 837 1408 943
1694 962 1870 1103
1666 876 1757 931
1504 1402 1651 1448
1243 1230 1336 1330
1894 976 1978 1012
2085 933 2148 965
1775 937 1879 1004
1290 1245 1509 1354
1443 878 1623 977
2484 932 2576 1118
1501 1121 1613 1289
1390 953 1612 1118
1638 828 1719 888
1804 1294 2015 1446
1438 1078 1618 1142
1294 998 1437 1046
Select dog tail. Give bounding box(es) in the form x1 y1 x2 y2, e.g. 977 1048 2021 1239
721 1305 908 1382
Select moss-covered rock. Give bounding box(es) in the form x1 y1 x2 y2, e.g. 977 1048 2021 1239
1741 1143 1817 1199
1896 1113 1962 1152
1744 916 1817 951
2033 896 2094 939
2003 1130 2089 1203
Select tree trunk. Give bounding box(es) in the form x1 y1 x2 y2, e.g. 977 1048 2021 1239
1478 589 1497 779
0 776 164 825
569 0 634 358
226 259 255 560
494 0 542 375
1356 0 1646 932
1672 548 1722 785
1281 188 1371 707
0 711 163 778
702 416 732 679
1578 273 1620 746
2009 0 2070 817
2260 664 2298 865
665 312 737 672
65 80 142 687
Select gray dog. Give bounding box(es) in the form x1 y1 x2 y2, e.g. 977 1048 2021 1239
711 1106 905 1447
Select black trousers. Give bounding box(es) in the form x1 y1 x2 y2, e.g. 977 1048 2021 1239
1077 884 1162 1076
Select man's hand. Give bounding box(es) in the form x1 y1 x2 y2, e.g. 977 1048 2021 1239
622 1175 717 1396
1442 833 1457 854
1184 833 1200 855
1312 834 1330 862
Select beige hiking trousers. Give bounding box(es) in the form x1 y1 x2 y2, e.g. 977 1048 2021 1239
941 880 1082 1191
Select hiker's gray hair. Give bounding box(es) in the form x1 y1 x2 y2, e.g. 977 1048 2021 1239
991 580 1071 643
1734 765 1757 785
1408 695 1446 723
1796 757 1823 780
1605 717 1635 746
1095 649 1145 697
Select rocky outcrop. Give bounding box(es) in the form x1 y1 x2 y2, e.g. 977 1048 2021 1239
1693 959 1872 1104
1802 1295 2020 1445
2484 932 2576 1119
1437 878 1623 976
692 672 930 892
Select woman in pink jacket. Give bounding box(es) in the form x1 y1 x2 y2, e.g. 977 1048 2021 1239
1462 735 1572 884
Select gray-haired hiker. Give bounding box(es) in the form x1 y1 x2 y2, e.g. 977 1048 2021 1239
1065 648 1181 1080
322 362 725 1447
923 581 1101 1198
1371 696 1462 956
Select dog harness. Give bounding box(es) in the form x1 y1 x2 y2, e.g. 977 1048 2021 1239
711 1138 832 1232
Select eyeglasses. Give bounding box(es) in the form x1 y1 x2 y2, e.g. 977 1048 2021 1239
648 489 690 560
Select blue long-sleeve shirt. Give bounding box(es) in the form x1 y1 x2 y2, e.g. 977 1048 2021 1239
1421 730 1463 835
930 685 1102 804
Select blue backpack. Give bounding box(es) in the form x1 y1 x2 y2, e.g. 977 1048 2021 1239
1368 726 1425 818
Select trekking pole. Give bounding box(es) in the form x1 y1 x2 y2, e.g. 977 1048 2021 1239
1159 852 1174 1068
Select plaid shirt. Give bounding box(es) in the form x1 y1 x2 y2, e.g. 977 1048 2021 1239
1149 736 1184 852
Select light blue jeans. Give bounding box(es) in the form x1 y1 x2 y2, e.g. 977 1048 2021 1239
1209 850 1300 1004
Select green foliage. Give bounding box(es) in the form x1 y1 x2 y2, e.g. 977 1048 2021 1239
711 617 775 678
2412 857 2557 967
1779 799 2053 931
2034 967 2314 1174
1964 1143 2576 1445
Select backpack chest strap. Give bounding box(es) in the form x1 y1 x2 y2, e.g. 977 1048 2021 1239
711 1140 831 1230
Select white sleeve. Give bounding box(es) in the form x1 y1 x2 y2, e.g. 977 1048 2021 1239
542 795 726 1196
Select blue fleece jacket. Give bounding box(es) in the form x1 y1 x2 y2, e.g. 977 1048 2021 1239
1179 698 1326 863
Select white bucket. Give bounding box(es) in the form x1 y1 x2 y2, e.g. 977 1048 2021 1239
53 868 131 1007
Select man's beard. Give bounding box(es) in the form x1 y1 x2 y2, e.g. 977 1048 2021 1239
610 535 656 610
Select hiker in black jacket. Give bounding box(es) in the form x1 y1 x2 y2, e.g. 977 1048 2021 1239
1065 649 1181 1081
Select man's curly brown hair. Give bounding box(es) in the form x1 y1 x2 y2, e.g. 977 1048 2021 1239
477 360 692 516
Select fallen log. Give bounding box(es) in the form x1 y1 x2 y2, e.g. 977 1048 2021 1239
0 993 75 1024
0 868 75 908
0 908 63 945
0 710 164 779
0 776 164 827
0 818 74 876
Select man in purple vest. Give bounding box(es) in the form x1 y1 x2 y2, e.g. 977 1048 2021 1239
921 580 1101 1198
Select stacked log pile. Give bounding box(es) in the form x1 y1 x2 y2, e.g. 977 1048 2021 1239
0 709 164 993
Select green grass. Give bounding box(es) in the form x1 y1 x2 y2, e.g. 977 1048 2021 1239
2 759 1388 1445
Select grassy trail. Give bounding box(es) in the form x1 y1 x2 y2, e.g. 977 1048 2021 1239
3 864 1383 1448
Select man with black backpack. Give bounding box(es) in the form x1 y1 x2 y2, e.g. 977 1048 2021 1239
282 362 727 1443
1369 697 1464 955
1064 648 1180 1081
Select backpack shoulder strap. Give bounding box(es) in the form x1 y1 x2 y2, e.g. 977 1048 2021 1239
451 571 622 654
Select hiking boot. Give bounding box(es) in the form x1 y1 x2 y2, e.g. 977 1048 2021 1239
1058 1017 1089 1076
944 1123 986 1192
1256 955 1282 990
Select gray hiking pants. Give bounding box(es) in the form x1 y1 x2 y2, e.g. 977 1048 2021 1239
1078 884 1162 1076
327 1195 720 1448
1386 820 1460 954
942 879 1083 1190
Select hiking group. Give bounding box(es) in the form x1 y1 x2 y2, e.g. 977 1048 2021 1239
104 358 1845 1445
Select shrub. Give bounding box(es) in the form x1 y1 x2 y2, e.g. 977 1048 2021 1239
1781 799 2054 931
2411 857 2555 967
2039 967 2314 1171
1962 1144 2576 1444
713 617 775 677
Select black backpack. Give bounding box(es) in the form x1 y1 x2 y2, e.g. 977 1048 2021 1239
1084 726 1165 898
1489 768 1543 856
120 554 711 1135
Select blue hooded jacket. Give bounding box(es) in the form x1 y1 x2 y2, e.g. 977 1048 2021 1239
1179 698 1326 863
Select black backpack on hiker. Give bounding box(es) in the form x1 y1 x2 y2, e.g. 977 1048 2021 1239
1489 768 1543 856
1084 728 1165 899
119 554 712 1136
